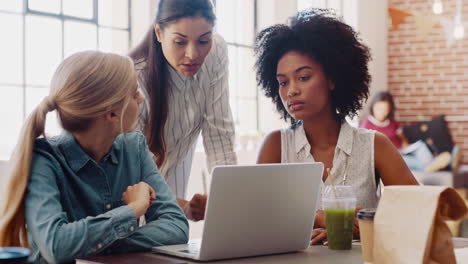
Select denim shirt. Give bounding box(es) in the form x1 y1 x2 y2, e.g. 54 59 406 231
25 131 189 264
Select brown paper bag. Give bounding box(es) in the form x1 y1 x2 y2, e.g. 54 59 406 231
373 186 468 264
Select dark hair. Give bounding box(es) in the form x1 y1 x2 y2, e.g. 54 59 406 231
369 91 396 120
254 8 371 127
129 0 215 167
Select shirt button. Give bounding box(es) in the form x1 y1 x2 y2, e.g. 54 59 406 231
97 243 103 249
106 204 111 209
130 226 135 232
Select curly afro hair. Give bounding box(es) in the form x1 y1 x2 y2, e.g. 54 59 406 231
254 8 371 127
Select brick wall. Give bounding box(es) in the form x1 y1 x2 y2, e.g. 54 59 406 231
388 0 468 164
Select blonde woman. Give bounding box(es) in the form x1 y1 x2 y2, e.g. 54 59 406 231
0 51 188 263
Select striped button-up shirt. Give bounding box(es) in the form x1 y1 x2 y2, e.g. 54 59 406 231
135 34 237 198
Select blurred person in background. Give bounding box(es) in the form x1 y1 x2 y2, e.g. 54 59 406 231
361 91 451 172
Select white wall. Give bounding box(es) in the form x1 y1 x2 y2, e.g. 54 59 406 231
256 0 295 134
0 160 13 204
257 0 297 28
131 0 155 47
354 0 389 121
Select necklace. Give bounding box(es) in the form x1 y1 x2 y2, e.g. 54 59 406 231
328 153 349 185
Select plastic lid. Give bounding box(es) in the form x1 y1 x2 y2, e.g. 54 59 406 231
357 208 376 220
322 185 356 200
0 247 30 264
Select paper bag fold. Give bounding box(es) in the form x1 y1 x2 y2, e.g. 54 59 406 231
373 186 468 264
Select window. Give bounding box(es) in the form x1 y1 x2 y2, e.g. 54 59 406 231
0 0 131 160
214 0 259 135
297 0 358 26
298 0 344 15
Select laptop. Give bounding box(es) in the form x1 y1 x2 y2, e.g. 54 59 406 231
152 162 324 261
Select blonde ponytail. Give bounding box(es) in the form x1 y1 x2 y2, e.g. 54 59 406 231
0 51 135 247
0 97 54 247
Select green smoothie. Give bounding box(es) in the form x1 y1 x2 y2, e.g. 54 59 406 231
325 208 355 250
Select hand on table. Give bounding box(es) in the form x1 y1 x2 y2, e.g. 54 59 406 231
311 228 328 245
184 194 207 221
353 207 362 239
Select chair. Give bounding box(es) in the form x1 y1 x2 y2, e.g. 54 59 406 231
411 145 461 186
403 116 468 236
402 115 462 186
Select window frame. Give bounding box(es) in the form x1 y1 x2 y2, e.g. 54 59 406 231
213 0 260 133
0 0 132 159
0 0 133 119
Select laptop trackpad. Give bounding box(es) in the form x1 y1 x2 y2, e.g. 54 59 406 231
179 249 198 255
179 242 200 255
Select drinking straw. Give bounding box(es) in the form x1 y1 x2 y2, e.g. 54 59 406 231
327 168 341 208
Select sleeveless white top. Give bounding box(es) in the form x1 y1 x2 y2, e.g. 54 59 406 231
280 121 379 209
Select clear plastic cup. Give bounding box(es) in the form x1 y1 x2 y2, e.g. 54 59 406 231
357 208 376 263
322 185 357 250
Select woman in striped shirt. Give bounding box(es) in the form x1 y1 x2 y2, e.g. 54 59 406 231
129 0 237 221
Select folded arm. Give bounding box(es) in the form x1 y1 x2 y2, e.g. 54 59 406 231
25 158 139 263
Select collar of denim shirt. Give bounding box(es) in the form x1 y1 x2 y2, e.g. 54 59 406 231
58 131 119 173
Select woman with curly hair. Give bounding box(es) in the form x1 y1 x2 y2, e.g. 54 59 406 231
254 9 418 244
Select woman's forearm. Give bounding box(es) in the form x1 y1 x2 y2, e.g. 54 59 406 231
176 198 189 209
314 210 326 228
